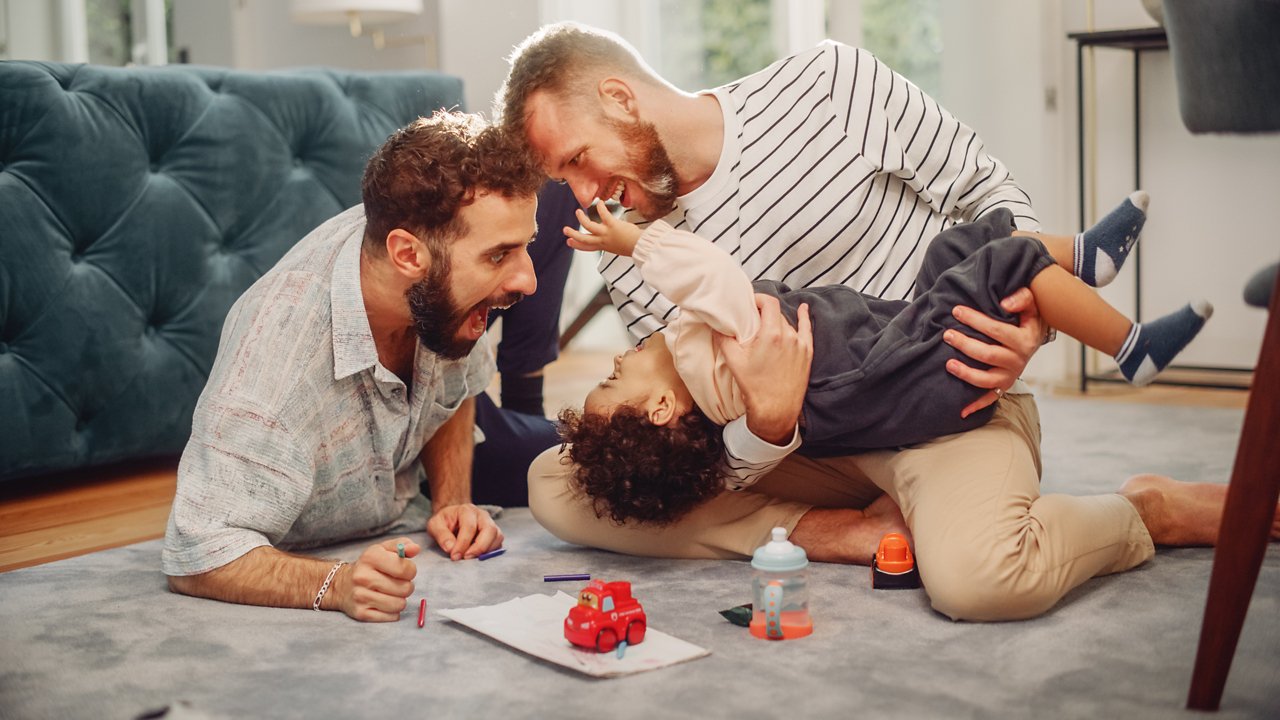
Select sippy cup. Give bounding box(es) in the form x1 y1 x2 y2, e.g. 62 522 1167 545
749 527 813 640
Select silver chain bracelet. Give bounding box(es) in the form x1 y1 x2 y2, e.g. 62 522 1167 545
312 560 347 611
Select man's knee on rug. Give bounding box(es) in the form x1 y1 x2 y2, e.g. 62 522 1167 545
921 557 1063 622
914 524 1068 622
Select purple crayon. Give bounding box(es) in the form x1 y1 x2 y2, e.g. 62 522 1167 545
477 547 506 561
544 573 591 582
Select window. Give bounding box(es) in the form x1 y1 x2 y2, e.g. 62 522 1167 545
84 0 172 65
643 0 940 97
86 0 130 65
654 0 776 91
854 0 941 98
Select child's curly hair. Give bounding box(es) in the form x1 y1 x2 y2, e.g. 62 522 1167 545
557 405 725 526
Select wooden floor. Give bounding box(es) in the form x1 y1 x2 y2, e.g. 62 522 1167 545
0 348 1247 574
0 458 182 573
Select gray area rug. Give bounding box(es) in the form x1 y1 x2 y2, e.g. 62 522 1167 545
1 396 1277 719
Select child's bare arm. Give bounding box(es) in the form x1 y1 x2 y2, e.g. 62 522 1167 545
564 203 642 256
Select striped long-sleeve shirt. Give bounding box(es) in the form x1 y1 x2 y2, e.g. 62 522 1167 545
600 41 1039 488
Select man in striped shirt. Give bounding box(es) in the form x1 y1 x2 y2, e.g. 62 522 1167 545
500 23 1238 621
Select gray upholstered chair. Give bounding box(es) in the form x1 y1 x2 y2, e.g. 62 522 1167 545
1161 0 1280 711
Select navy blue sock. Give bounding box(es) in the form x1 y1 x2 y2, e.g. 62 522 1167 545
1115 299 1213 386
1075 191 1149 287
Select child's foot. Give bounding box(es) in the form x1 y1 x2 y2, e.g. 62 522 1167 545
790 494 911 565
1076 190 1149 287
1115 299 1213 386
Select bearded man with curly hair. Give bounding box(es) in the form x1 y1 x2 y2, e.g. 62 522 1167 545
164 111 545 622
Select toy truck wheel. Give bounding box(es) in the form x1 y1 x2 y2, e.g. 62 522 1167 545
595 628 618 652
625 620 646 645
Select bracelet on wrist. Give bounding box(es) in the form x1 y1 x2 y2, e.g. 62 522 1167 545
312 560 346 612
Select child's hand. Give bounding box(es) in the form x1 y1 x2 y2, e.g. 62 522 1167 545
564 202 642 257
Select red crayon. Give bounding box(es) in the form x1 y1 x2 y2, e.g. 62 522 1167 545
418 598 427 628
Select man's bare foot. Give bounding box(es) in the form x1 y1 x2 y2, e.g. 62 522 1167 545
789 494 911 565
1119 474 1280 546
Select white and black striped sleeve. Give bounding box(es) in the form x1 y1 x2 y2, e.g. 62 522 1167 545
595 211 678 342
823 41 1040 231
596 251 670 342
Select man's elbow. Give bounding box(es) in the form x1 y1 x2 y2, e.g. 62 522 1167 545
167 573 191 595
166 572 206 597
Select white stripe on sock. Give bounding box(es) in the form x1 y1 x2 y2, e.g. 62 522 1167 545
1115 323 1140 364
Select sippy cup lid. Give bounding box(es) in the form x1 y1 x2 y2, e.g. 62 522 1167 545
751 527 809 572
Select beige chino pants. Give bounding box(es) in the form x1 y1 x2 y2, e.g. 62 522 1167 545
528 393 1155 621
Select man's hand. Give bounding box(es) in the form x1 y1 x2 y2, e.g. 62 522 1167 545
427 503 504 561
944 287 1047 418
338 537 419 623
714 294 813 444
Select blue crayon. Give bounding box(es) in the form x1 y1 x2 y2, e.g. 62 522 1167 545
397 543 405 558
477 548 506 561
544 573 591 582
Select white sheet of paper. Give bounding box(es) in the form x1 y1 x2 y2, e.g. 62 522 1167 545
438 591 710 678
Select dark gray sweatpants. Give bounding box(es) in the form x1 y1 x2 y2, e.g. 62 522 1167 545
756 208 1056 455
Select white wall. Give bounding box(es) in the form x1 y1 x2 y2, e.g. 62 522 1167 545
437 0 539 114
172 0 538 113
171 0 234 67
5 0 61 60
1059 0 1277 379
169 0 442 72
938 0 1071 384
934 0 1277 385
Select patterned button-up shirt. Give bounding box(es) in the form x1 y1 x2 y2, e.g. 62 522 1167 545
162 206 495 576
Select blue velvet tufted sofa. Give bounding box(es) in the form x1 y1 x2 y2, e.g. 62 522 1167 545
0 62 464 482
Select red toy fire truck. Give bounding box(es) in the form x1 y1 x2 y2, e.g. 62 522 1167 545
563 579 647 652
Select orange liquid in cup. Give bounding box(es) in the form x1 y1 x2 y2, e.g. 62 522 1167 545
749 609 813 640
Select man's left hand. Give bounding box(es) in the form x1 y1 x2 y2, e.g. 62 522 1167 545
426 503 504 561
715 294 812 444
944 287 1046 418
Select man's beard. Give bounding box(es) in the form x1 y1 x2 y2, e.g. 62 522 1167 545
611 116 679 220
406 259 524 361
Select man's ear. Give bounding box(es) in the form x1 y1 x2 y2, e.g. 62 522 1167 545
385 228 431 278
598 77 638 120
648 389 681 427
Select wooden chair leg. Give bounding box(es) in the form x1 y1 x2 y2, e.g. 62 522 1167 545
1187 278 1280 711
558 286 615 351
